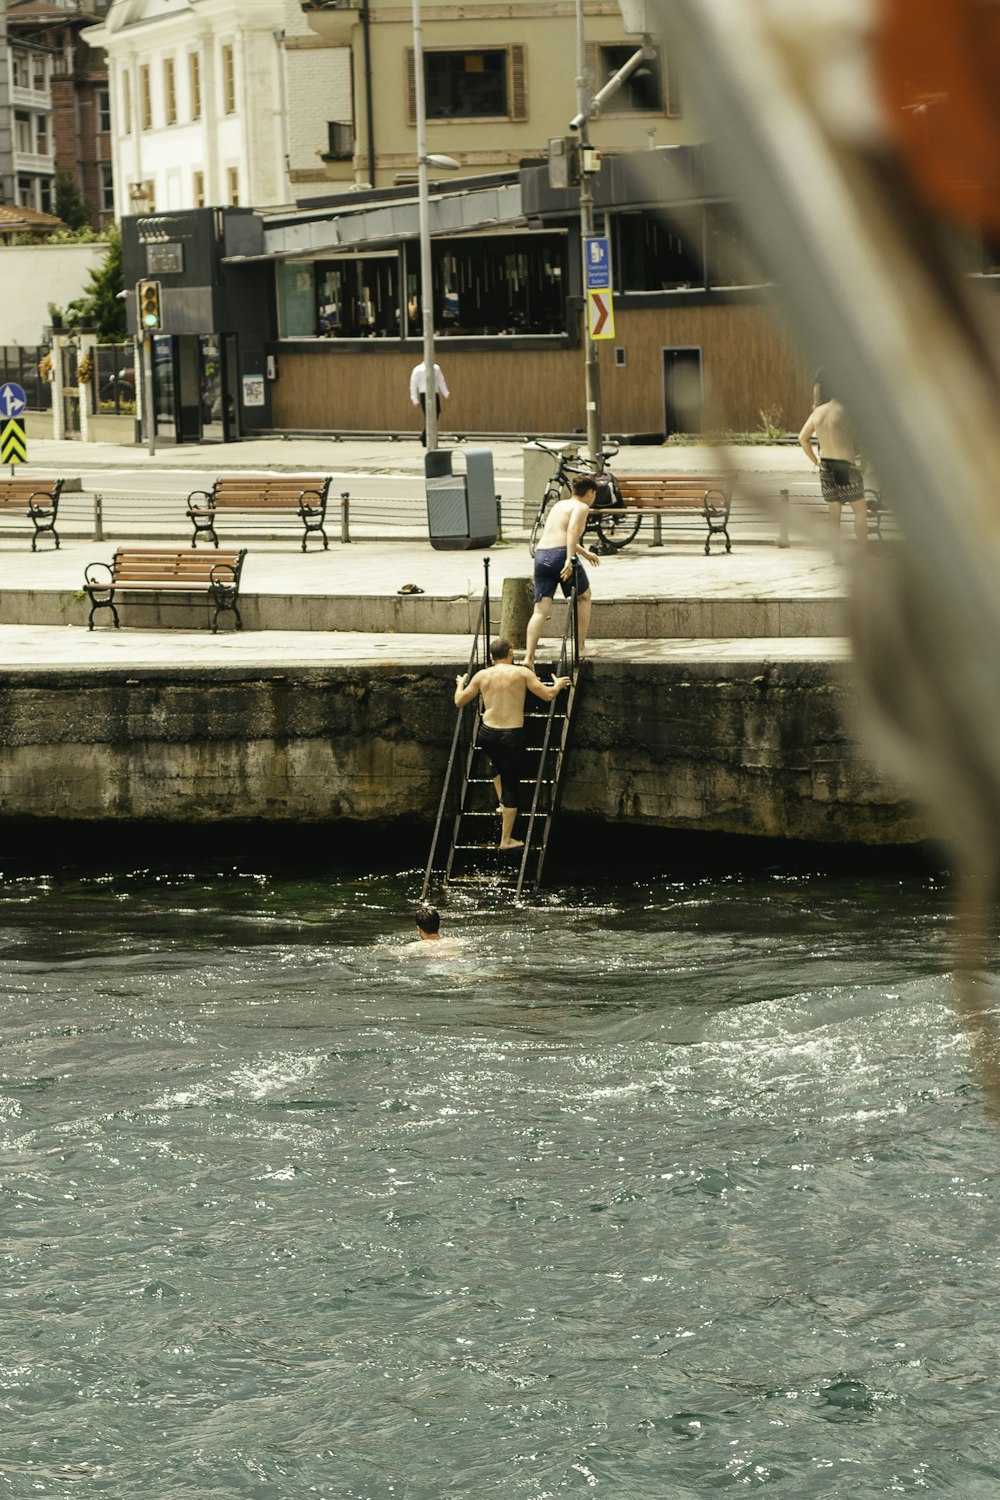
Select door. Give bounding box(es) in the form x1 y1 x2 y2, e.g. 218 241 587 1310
663 347 703 437
175 335 203 443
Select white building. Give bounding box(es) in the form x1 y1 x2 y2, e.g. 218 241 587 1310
84 0 349 216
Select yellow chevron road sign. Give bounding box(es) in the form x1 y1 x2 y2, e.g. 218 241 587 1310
1 418 27 466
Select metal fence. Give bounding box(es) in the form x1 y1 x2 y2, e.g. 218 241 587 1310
0 346 51 411
93 343 135 416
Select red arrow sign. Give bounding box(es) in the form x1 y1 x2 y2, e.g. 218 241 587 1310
591 293 609 335
587 290 615 340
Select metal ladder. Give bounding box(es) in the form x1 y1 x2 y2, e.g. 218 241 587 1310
421 562 583 902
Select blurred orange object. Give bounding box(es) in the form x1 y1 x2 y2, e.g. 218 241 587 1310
878 0 1000 236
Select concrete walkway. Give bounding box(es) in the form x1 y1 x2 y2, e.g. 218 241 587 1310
0 429 860 668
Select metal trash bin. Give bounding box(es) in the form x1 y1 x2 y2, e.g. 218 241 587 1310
425 448 497 550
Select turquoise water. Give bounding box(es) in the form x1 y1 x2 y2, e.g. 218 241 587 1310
2 857 999 1497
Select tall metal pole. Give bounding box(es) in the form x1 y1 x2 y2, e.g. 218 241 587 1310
143 331 156 457
576 0 602 459
412 0 439 451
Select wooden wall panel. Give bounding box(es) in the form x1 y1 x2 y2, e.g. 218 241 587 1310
270 302 813 437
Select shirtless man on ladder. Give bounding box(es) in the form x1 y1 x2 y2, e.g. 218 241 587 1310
454 638 570 850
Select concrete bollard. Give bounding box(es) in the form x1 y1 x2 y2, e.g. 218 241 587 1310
499 576 534 649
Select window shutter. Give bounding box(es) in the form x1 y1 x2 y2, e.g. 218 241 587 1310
665 49 682 117
510 44 527 121
585 42 601 100
405 48 416 126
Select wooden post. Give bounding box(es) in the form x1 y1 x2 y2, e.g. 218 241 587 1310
499 576 533 650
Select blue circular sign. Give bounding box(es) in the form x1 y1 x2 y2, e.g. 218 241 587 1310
0 383 27 420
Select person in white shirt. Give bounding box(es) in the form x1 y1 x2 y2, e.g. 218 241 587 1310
409 361 450 445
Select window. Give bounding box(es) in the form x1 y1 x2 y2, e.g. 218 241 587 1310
193 170 205 208
277 263 319 339
122 72 132 135
315 256 400 338
32 54 47 92
164 58 176 124
189 52 202 121
705 204 765 288
615 211 704 292
14 112 32 153
221 44 235 114
426 234 565 335
596 44 664 114
407 46 526 122
100 162 114 212
11 51 29 89
39 177 53 214
227 166 239 205
326 122 353 160
36 115 49 157
97 87 111 134
140 64 152 130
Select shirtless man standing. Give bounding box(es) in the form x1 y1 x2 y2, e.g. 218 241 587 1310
454 638 570 849
798 388 867 563
524 476 601 668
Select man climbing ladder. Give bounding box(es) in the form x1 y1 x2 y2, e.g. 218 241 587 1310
454 638 570 850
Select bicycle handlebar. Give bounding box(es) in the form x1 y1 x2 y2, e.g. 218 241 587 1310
533 440 620 466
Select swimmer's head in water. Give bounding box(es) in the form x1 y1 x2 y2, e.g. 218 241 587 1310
415 908 440 935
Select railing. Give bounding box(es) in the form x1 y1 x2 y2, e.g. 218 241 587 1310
420 558 492 901
514 565 579 898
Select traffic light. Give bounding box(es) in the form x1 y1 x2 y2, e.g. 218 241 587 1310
137 279 162 331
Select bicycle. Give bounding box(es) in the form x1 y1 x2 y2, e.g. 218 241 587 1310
528 442 642 557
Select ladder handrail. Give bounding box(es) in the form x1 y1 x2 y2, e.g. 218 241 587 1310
515 565 580 898
420 559 491 900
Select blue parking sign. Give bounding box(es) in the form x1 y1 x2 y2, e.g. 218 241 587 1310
585 237 611 291
0 383 27 420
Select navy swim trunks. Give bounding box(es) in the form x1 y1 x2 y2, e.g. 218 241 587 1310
533 547 590 603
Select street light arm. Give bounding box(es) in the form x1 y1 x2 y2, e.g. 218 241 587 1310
570 38 657 128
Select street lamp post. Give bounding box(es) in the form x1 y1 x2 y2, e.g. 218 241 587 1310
575 0 603 461
571 0 658 458
410 0 462 452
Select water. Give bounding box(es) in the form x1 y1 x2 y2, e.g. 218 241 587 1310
2 854 999 1498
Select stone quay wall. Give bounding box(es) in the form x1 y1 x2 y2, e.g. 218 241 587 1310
0 658 921 844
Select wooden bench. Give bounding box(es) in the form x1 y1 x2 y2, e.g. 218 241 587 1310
0 477 63 550
186 475 331 551
590 474 734 554
84 548 247 633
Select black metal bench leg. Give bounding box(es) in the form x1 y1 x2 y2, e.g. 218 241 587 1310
87 596 120 630
210 595 242 632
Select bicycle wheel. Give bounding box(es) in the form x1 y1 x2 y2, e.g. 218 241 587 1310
592 474 642 551
529 483 562 557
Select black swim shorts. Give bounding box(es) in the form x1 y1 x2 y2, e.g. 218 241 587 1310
477 723 527 809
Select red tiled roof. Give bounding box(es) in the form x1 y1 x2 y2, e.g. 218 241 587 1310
0 204 67 234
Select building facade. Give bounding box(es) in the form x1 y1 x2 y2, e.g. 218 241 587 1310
85 0 299 217
4 0 113 229
300 0 699 189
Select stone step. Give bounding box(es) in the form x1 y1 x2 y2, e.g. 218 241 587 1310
0 585 846 638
